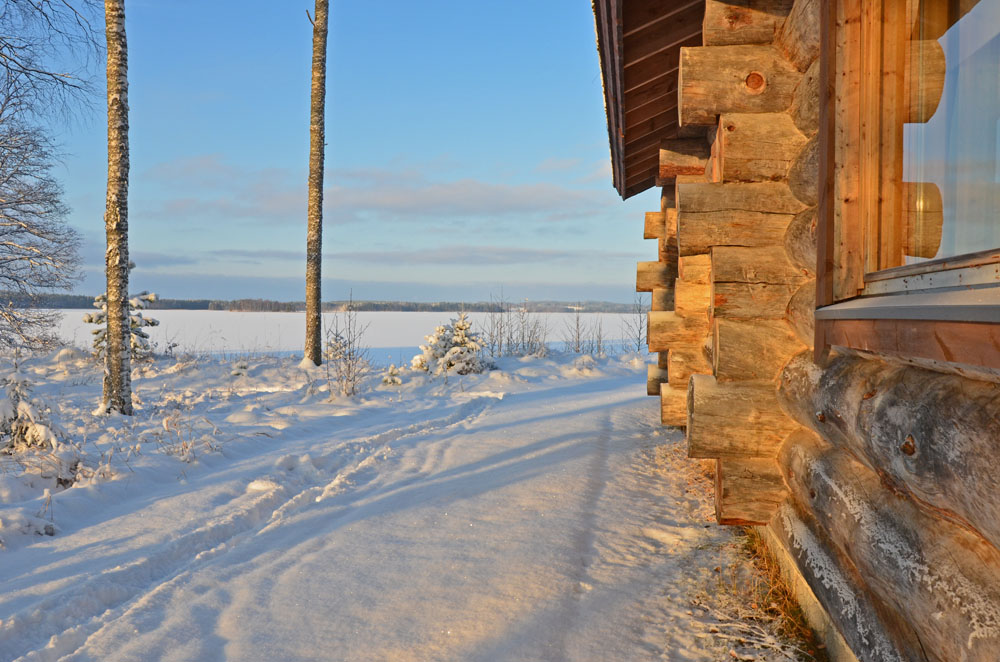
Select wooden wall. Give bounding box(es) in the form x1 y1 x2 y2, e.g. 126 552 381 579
627 1 1000 660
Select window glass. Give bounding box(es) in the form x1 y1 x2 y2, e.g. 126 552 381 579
899 0 1000 266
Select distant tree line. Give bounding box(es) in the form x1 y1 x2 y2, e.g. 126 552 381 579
7 293 636 314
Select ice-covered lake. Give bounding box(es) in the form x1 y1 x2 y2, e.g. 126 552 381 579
55 310 640 364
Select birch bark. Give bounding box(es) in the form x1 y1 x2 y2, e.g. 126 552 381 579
304 0 329 366
102 0 132 414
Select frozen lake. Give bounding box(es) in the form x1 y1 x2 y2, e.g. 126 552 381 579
54 310 640 364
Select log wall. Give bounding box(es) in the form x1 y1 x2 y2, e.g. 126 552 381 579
622 0 1000 659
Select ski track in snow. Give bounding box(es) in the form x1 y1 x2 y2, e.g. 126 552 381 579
0 352 782 662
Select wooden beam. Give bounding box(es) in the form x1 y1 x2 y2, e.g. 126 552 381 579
703 0 794 46
687 374 797 458
679 44 801 126
644 211 666 240
714 318 805 381
713 112 808 182
711 245 809 284
820 319 1000 372
715 457 786 525
775 0 820 71
659 137 710 179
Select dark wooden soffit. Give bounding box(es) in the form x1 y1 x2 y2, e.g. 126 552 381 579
593 0 704 199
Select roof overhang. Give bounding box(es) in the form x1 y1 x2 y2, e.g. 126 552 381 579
593 0 704 199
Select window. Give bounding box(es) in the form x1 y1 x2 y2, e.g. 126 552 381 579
815 0 1000 373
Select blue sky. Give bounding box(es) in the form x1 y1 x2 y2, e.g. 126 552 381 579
53 0 655 302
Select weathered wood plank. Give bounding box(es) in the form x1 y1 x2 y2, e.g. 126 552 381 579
659 138 710 179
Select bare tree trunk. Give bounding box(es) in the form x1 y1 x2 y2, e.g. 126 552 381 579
304 0 329 366
102 0 131 415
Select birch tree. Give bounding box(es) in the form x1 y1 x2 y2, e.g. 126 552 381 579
101 0 131 415
0 79 81 350
303 0 329 366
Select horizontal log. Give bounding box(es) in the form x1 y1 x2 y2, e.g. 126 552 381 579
679 45 801 126
714 318 805 381
678 254 711 283
789 57 819 135
775 0 819 72
636 261 676 293
647 364 668 396
678 180 807 214
687 374 798 458
648 311 710 353
787 134 818 206
715 457 786 525
769 502 922 662
712 282 799 319
783 206 817 275
714 112 808 182
674 279 711 317
711 245 809 284
651 287 673 312
643 211 666 240
779 352 1000 554
660 382 688 428
785 281 814 347
657 351 669 370
702 0 793 46
659 138 710 179
780 431 1000 662
661 185 676 212
668 346 712 388
678 212 794 257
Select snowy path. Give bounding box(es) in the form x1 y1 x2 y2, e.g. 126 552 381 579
0 354 763 661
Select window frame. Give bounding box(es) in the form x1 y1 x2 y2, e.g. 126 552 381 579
815 0 1000 372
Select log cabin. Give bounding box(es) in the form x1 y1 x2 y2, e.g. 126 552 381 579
593 1 1000 660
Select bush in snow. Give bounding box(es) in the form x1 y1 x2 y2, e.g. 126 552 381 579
381 363 402 386
411 313 486 377
83 284 160 363
323 300 371 397
0 366 77 484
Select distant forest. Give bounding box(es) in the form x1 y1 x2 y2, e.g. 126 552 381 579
8 293 636 314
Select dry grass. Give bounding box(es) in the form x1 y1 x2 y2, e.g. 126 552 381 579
732 526 830 662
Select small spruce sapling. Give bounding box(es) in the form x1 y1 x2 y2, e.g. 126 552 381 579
83 264 160 362
411 313 486 377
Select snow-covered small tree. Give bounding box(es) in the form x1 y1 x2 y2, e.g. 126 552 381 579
0 366 77 484
83 285 159 362
411 313 485 377
381 363 402 386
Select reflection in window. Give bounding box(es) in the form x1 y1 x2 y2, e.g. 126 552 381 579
902 0 1000 264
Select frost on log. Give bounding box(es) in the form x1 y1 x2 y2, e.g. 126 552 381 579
102 0 131 415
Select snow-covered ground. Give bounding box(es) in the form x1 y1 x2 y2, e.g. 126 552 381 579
0 341 807 661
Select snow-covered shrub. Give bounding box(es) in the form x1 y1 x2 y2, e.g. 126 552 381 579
83 289 160 362
381 363 402 386
323 301 371 397
0 367 77 484
411 313 486 377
